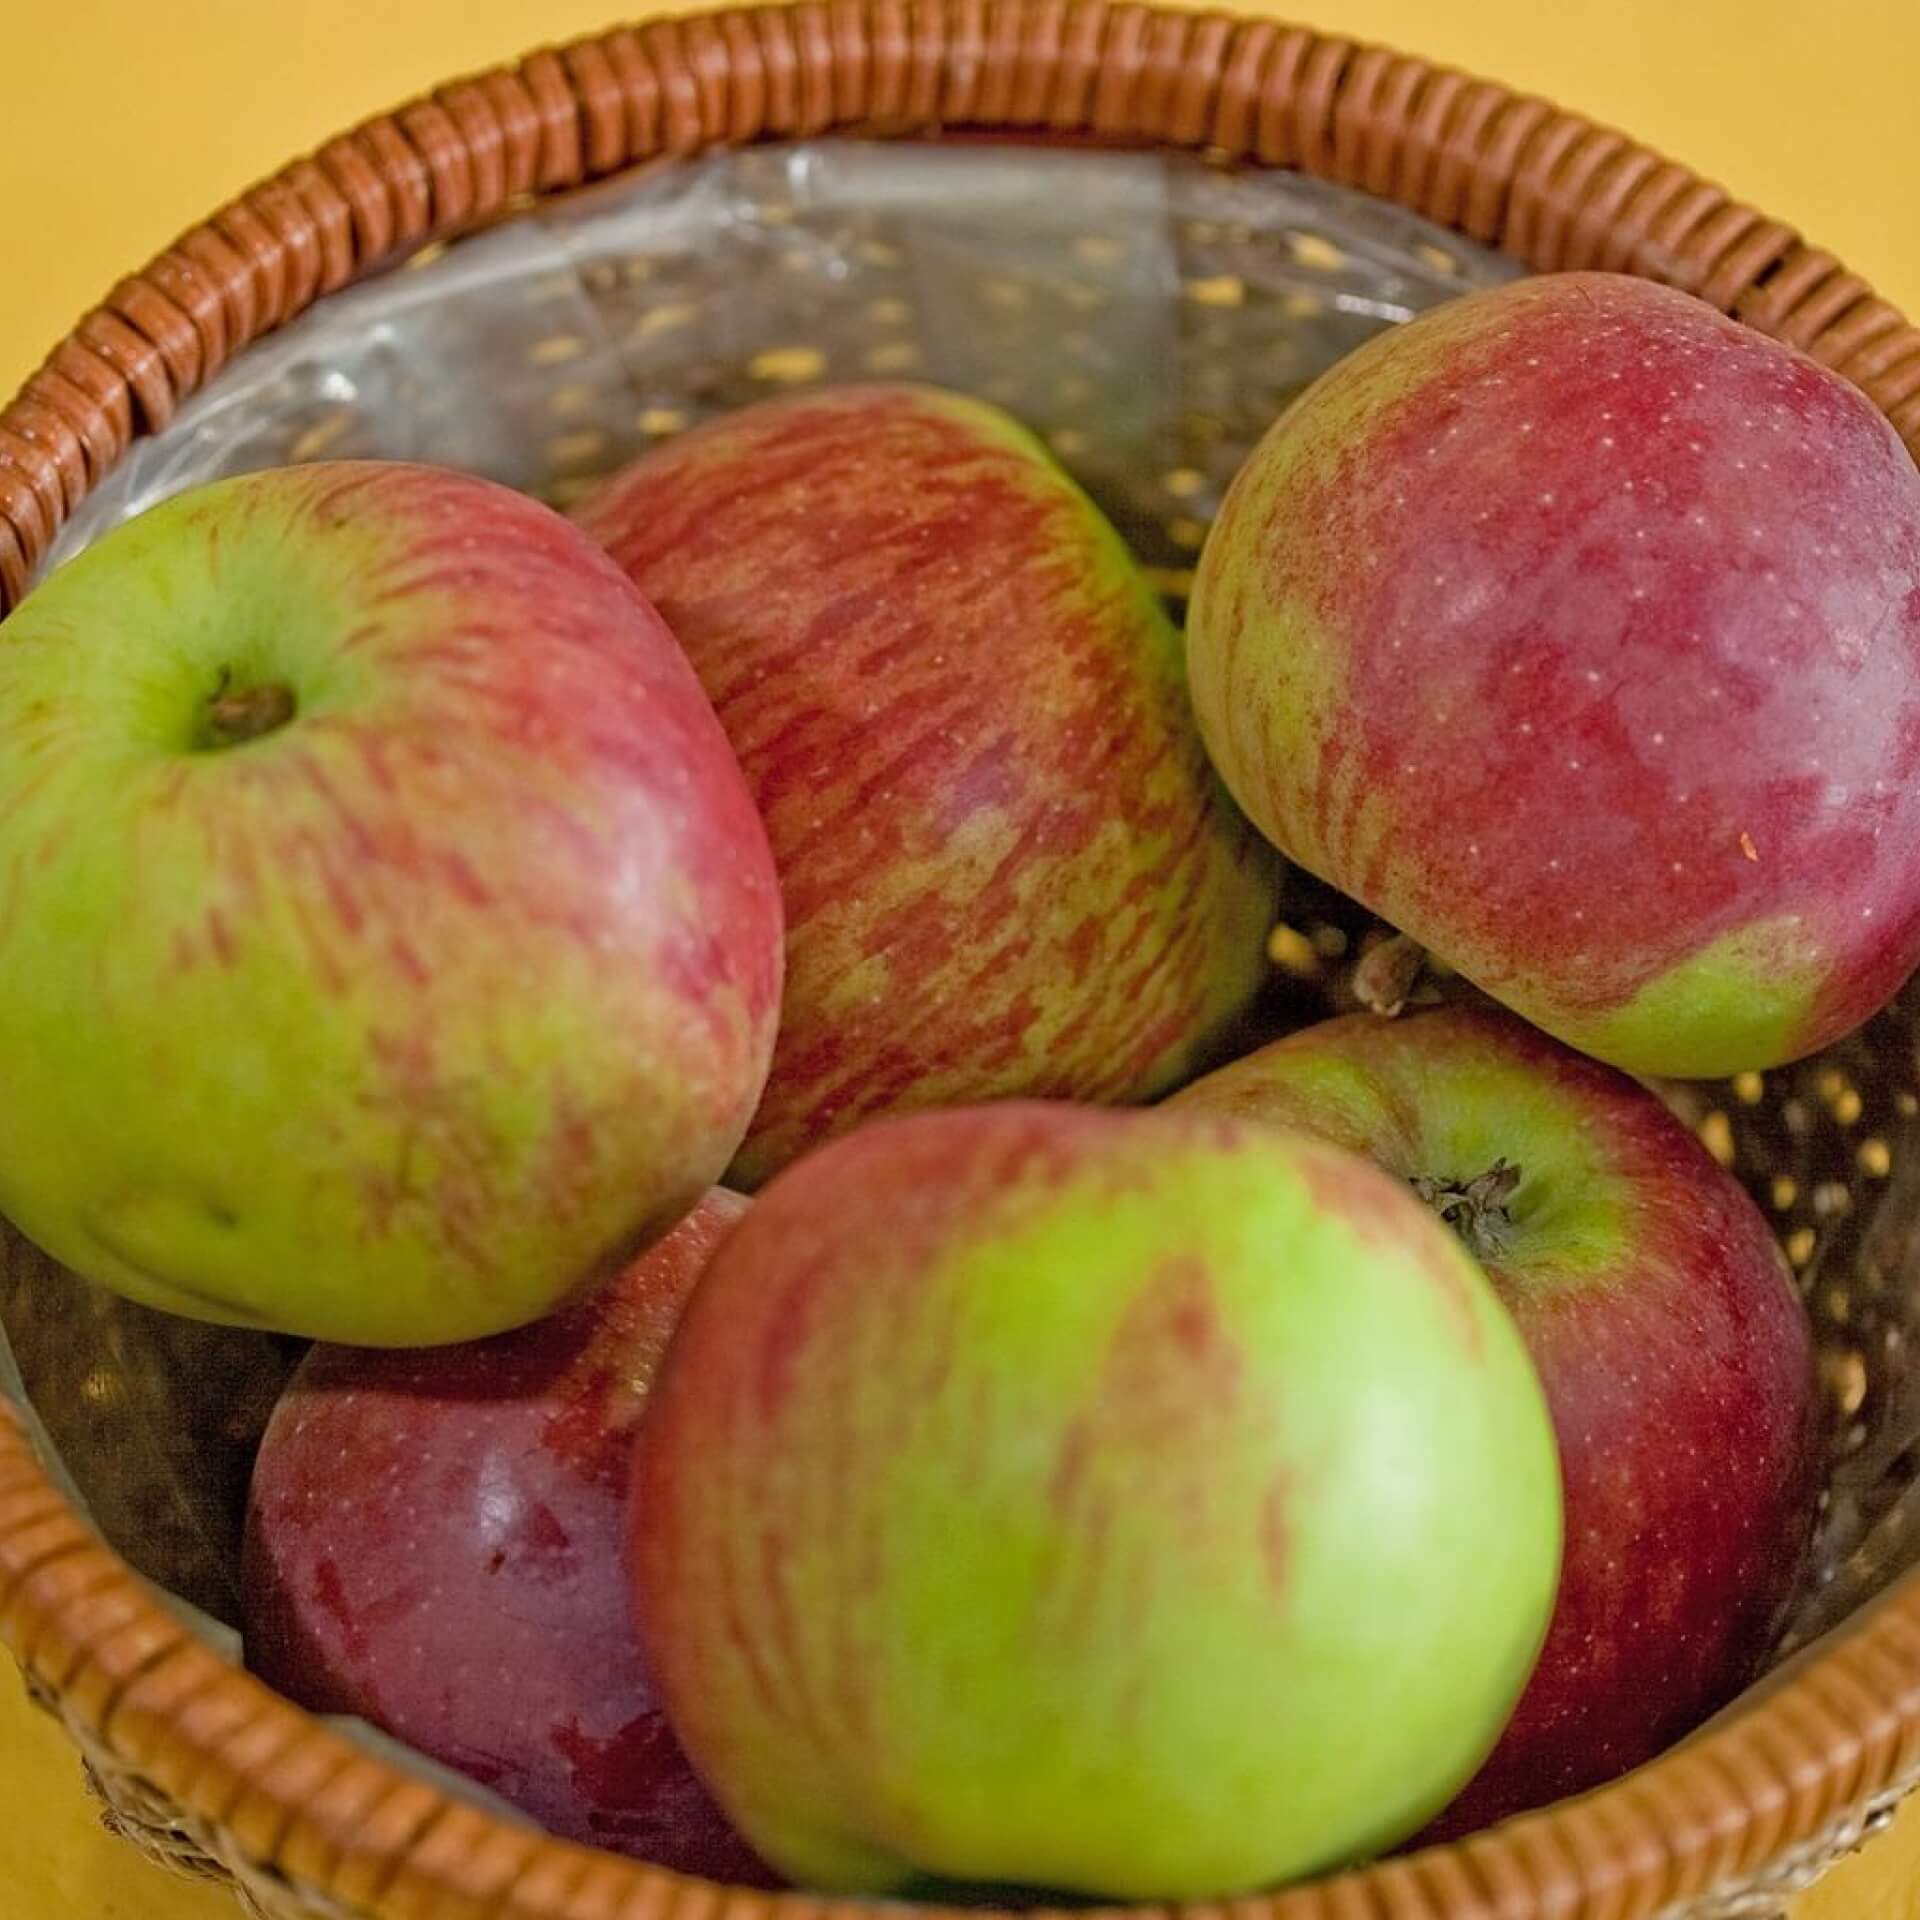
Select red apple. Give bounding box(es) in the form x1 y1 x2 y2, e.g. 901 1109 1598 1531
1187 272 1920 1078
575 384 1276 1184
0 461 783 1344
241 1190 773 1882
1170 1005 1818 1831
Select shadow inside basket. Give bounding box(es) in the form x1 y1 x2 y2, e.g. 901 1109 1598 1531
4 133 1917 1868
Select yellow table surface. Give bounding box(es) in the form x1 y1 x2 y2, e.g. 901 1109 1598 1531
3 1 1920 1915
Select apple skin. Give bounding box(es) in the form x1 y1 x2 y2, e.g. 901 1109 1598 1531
1170 1004 1818 1833
0 461 782 1344
628 1102 1560 1900
241 1189 775 1882
575 385 1276 1185
1186 271 1920 1078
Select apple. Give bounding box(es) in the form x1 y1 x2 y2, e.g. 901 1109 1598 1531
0 461 782 1345
1169 1004 1817 1832
574 384 1276 1185
241 1189 774 1881
628 1102 1560 1899
1186 270 1920 1078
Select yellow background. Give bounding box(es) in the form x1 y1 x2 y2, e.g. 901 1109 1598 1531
3 2 1919 1916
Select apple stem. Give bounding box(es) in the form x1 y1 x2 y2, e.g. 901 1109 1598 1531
1353 931 1426 1017
203 679 296 748
1411 1158 1522 1264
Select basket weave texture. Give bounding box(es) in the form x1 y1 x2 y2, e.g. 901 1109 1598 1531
6 6 1920 1919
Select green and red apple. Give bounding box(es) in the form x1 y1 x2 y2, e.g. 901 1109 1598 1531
576 385 1277 1184
1171 1005 1816 1829
1187 271 1920 1077
629 1102 1561 1899
0 462 783 1345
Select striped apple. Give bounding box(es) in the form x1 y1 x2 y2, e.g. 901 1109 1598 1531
0 462 782 1344
577 385 1277 1184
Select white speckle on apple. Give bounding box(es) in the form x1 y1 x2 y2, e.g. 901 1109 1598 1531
1520 421 1535 434
1538 492 1556 505
1548 858 1562 872
1652 732 1666 746
1601 436 1616 450
1519 722 1533 735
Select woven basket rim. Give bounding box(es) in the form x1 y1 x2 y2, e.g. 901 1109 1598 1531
6 5 1920 1918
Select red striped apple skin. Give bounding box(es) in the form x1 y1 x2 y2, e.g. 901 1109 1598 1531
1188 272 1920 1078
0 461 783 1344
577 386 1277 1184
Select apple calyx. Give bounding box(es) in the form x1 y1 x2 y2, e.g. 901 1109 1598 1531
1411 1158 1522 1264
202 675 296 749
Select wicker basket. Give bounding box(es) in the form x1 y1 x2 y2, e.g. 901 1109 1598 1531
8 6 1920 1918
